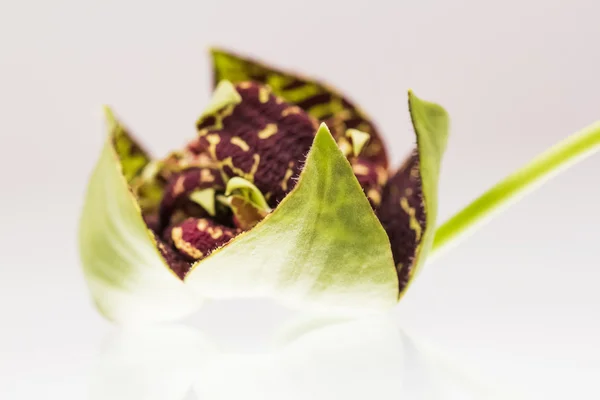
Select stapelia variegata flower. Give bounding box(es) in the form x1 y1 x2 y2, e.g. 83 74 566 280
78 49 447 322
79 48 600 323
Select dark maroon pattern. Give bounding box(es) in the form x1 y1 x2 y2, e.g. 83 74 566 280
191 82 318 207
162 218 239 263
153 233 192 279
140 64 433 291
351 158 386 208
324 115 385 165
211 50 389 169
158 167 224 229
376 151 425 292
296 93 333 111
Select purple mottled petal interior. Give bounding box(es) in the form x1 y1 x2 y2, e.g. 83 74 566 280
139 82 320 277
192 82 318 207
123 53 431 288
158 167 224 228
211 49 389 169
376 151 425 292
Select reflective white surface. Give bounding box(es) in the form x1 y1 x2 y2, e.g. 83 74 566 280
3 300 594 399
90 316 515 400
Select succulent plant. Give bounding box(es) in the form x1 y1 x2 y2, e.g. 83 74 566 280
79 48 600 323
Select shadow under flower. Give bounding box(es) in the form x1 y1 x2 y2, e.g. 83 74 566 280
90 316 519 400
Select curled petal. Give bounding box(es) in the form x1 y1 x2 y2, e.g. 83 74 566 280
222 177 271 230
376 91 449 295
225 195 268 230
210 48 388 169
225 176 272 212
78 108 202 323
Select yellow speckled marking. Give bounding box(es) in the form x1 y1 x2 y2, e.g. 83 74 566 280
196 219 232 240
230 136 250 151
258 123 278 139
200 169 215 183
376 166 388 186
404 187 413 196
280 161 295 191
197 219 208 230
400 197 422 241
410 166 420 180
337 137 352 157
282 106 302 117
258 86 271 103
206 134 221 159
238 82 253 89
196 128 208 137
197 104 236 137
367 189 381 205
352 163 369 176
172 176 186 196
172 227 204 259
220 153 261 182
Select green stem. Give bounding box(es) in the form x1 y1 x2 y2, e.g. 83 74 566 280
431 121 600 257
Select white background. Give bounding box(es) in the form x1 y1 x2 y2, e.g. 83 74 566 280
1 1 599 398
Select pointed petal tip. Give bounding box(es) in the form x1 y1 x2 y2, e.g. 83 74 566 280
102 104 114 115
209 45 231 56
102 105 117 132
346 128 371 157
189 188 217 216
198 80 242 122
408 89 450 117
407 90 450 156
184 107 398 311
316 122 332 136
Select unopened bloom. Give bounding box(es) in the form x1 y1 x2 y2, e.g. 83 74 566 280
79 49 449 323
80 48 600 323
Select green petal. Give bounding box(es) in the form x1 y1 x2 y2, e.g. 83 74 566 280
376 91 449 297
210 48 389 168
221 194 267 230
185 124 398 314
190 188 217 216
346 128 371 157
78 108 202 323
198 80 242 121
225 176 272 212
107 107 151 182
106 108 166 213
405 90 449 285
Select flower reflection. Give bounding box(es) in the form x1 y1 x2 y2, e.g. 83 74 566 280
90 316 516 400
